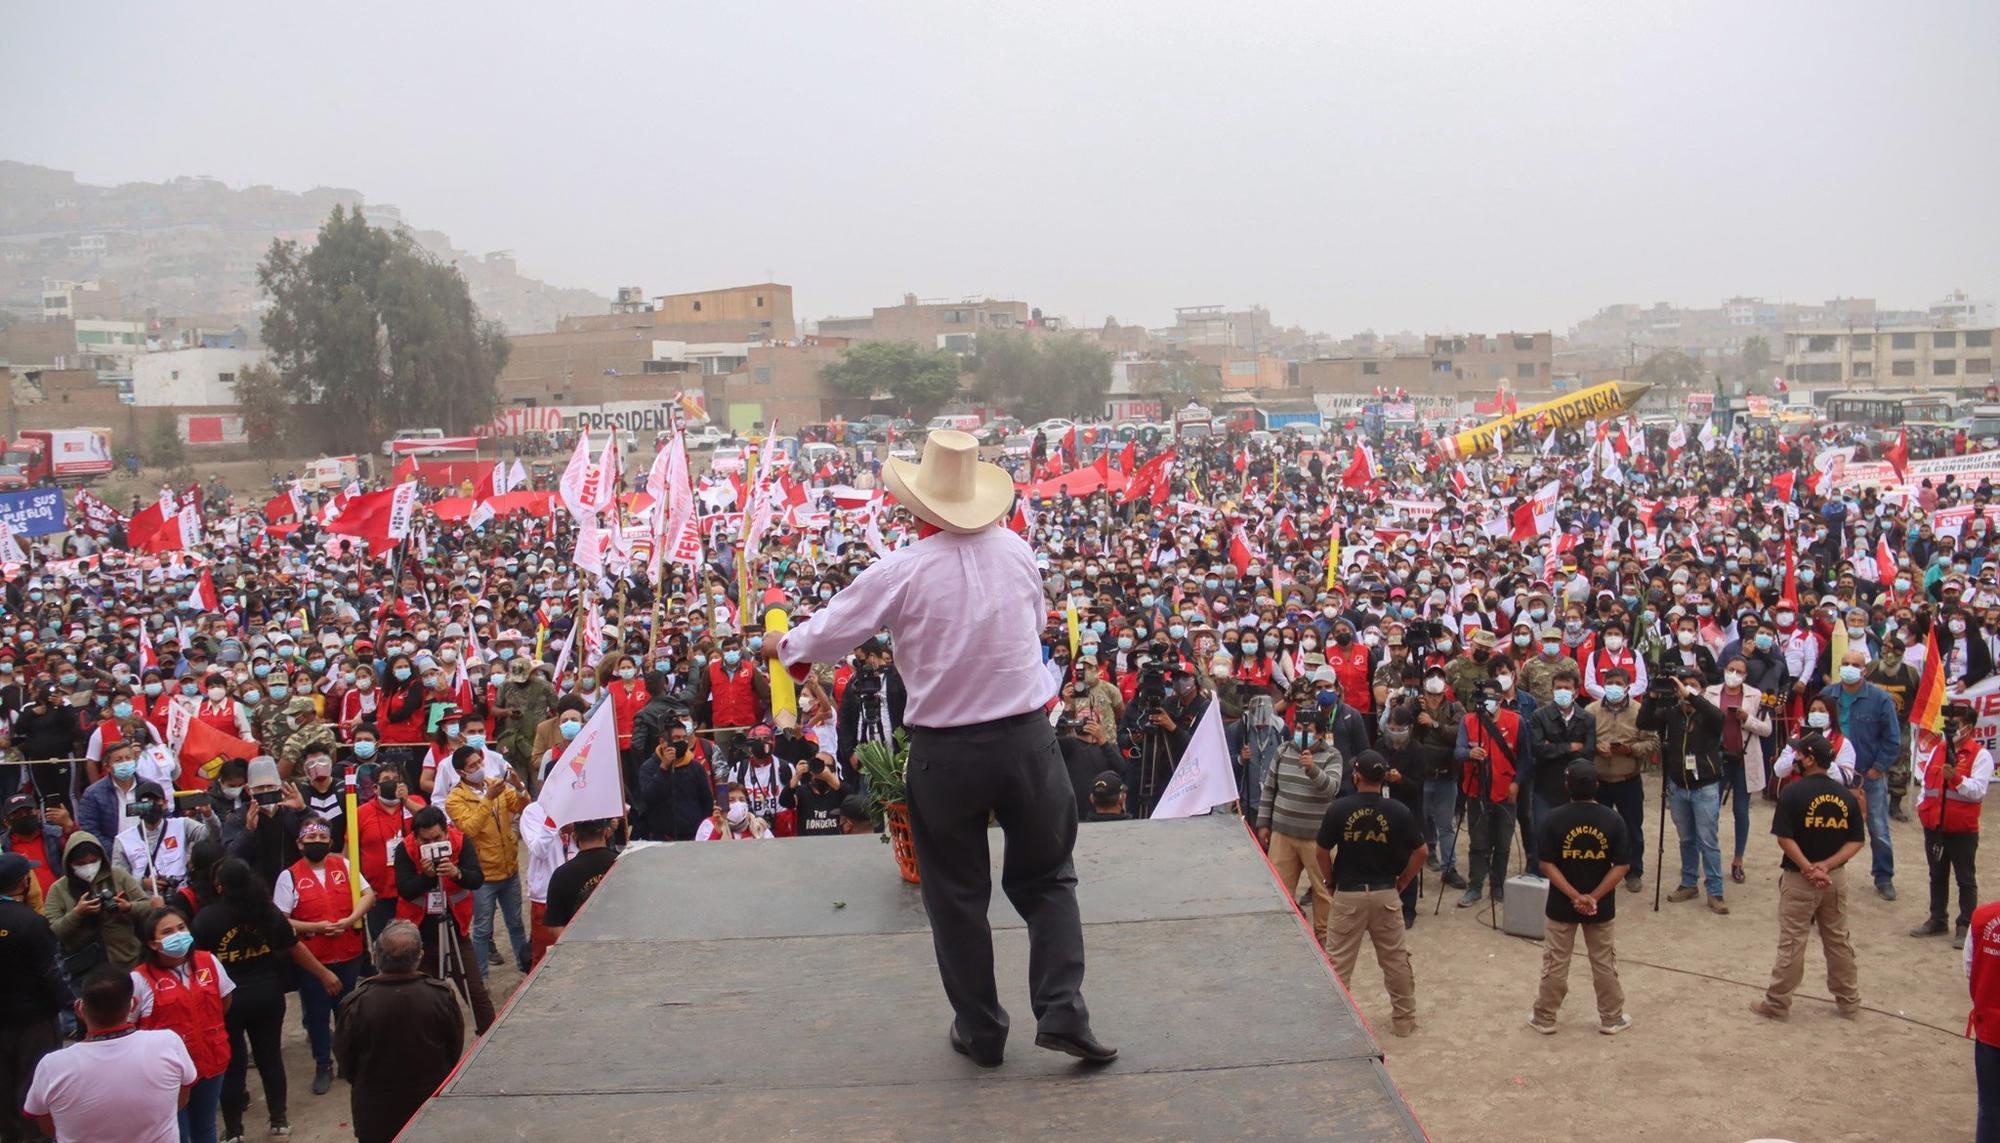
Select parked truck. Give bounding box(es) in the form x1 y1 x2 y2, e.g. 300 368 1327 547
2 428 115 486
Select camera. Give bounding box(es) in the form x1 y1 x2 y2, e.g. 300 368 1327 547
419 840 453 870
90 887 118 909
1646 666 1688 702
1135 661 1170 716
848 666 883 699
807 757 826 775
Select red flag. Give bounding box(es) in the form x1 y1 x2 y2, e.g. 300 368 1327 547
1611 428 1632 458
1227 529 1254 577
1876 537 1897 585
324 485 415 550
1119 441 1136 475
1061 426 1078 461
137 622 157 672
189 570 218 613
175 718 258 792
1340 444 1377 490
1910 627 1945 734
1093 450 1110 482
1886 429 1909 481
125 502 167 551
1771 471 1795 503
1780 539 1798 609
1450 468 1469 497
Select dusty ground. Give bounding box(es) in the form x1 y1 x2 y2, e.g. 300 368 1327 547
1338 795 1987 1143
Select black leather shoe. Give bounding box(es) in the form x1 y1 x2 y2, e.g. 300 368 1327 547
950 1024 1003 1067
1035 1029 1119 1064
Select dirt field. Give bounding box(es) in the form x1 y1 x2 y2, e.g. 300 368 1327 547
1341 796 1986 1143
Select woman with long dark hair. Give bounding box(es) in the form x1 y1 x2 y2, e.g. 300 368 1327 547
134 909 233 1143
192 856 344 1141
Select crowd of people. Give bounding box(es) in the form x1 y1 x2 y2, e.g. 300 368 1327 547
0 407 1998 1139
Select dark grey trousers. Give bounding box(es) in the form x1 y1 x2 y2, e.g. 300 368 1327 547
907 711 1090 1056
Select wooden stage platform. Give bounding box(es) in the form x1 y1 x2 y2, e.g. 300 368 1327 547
405 814 1428 1141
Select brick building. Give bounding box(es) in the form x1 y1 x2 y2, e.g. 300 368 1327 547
818 294 1031 352
1293 332 1554 401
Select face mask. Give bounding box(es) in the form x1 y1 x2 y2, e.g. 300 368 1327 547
1838 665 1862 685
465 734 486 749
579 677 597 692
356 677 373 690
72 861 102 881
1951 619 1968 634
353 740 377 759
377 779 400 802
1676 631 1696 647
1697 604 1713 616
726 800 750 825
1495 673 1514 691
1552 687 1575 708
1724 671 1745 687
1539 641 1561 657
1603 685 1628 704
58 674 77 687
143 682 162 697
561 720 583 740
723 651 742 667
206 687 227 702
1117 636 1134 651
443 723 461 739
1895 578 1911 592
301 842 332 862
394 668 413 682
160 930 196 959
1807 711 1831 730
220 784 244 801
1483 698 1499 713
1754 633 1774 651
1423 677 1445 695
112 701 134 719
1775 611 1794 626
10 816 37 837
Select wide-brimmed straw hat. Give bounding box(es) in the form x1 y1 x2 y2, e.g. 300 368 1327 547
882 430 1014 534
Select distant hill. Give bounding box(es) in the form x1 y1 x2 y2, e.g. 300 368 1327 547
0 161 608 335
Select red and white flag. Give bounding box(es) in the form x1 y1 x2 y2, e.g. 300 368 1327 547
592 432 622 513
1340 444 1378 490
188 569 219 612
1876 537 1897 585
539 698 627 827
559 432 597 519
1510 480 1561 541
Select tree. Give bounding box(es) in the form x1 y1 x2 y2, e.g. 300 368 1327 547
1634 349 1703 391
235 362 291 462
969 331 1113 422
145 415 185 471
258 206 509 452
1141 350 1219 399
1740 336 1776 396
820 341 962 418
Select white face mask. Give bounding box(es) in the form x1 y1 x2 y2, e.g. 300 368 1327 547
726 800 749 825
1423 677 1445 695
1724 671 1745 687
1677 630 1696 646
1494 674 1513 691
72 861 102 881
1603 635 1624 651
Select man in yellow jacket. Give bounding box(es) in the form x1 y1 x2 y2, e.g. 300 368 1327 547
442 744 530 978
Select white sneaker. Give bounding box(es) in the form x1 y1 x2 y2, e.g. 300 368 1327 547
1526 1015 1557 1035
1599 1014 1633 1036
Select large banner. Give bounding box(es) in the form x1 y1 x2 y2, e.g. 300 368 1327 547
1829 450 2000 491
1955 675 2000 755
0 488 68 536
180 415 247 445
477 398 703 439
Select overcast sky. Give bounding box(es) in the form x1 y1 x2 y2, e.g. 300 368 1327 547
6 0 1997 336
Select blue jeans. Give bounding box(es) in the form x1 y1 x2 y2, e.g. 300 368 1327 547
1722 759 1751 860
296 956 361 1066
1667 782 1724 899
473 873 530 977
1862 771 1895 885
1423 778 1460 873
179 1073 224 1143
1599 776 1645 881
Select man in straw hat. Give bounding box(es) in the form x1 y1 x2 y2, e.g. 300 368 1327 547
778 430 1116 1067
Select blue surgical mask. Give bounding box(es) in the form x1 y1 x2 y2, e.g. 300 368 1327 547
352 740 377 759
253 664 272 678
1552 687 1575 708
1754 633 1774 651
1169 624 1186 639
308 658 325 672
112 701 133 719
271 684 291 700
1117 636 1134 651
242 689 261 705
143 682 162 697
1603 684 1628 704
723 650 742 666
654 659 672 673
160 930 196 958
560 720 582 740
1697 604 1713 616
498 647 515 661
465 734 486 749
1314 689 1338 707
1839 665 1862 685
1895 577 1911 592
748 636 764 653
1090 621 1107 635
395 667 413 682
111 761 138 781
1807 711 1830 729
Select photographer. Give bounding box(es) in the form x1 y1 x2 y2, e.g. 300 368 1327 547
838 637 907 772
780 750 847 836
1406 663 1467 891
635 727 714 841
112 780 213 898
1058 686 1124 820
44 829 160 975
1638 665 1729 913
392 805 494 1034
1118 649 1204 817
1453 679 1523 908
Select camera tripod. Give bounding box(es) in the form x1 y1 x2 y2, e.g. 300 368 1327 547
436 913 472 1005
1133 724 1174 818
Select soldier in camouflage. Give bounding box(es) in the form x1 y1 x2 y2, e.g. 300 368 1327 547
1444 629 1499 708
1518 627 1573 706
277 694 339 779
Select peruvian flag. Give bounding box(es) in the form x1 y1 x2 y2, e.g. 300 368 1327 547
262 485 305 524
1227 527 1255 577
1340 444 1378 490
558 432 597 518
1093 450 1111 483
1119 441 1136 475
473 460 516 501
1008 499 1034 537
1875 537 1897 585
1450 468 1469 497
1509 480 1560 541
1886 428 1909 482
136 621 158 672
188 570 219 612
1771 470 1796 502
323 483 420 550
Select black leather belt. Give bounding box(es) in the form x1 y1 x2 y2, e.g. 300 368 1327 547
1335 880 1397 893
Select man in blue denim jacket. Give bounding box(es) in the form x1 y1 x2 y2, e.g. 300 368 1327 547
1830 647 1902 899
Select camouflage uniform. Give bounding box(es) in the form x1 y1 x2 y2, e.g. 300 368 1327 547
277 696 338 776
1443 654 1492 709
495 669 556 774
1372 653 1413 700
1518 653 1571 706
249 697 289 756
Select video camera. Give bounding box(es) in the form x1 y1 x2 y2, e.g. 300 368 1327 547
847 665 884 699
1135 660 1170 716
1403 619 1445 652
1646 664 1691 702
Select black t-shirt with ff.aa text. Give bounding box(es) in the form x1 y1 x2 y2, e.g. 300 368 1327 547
1772 773 1866 871
542 847 619 929
1315 792 1422 888
1535 800 1630 924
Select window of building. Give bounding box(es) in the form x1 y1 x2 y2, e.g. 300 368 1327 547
1967 358 1992 375
1230 361 1258 377
1852 333 1872 350
1968 330 1992 348
1892 360 1916 376
946 309 968 324
1892 332 1917 350
1935 359 1957 376
1805 363 1842 383
942 334 974 353
1513 335 1535 351
1852 361 1872 379
217 372 235 386
1517 363 1536 378
1362 361 1380 375
752 366 772 384
691 300 702 312
1487 363 1504 380
1936 331 1958 349
1807 334 1837 353
755 295 764 308
1432 360 1453 374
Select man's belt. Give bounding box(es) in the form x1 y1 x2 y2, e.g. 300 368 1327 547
1335 880 1398 893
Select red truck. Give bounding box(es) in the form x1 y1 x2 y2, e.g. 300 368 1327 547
1 428 115 487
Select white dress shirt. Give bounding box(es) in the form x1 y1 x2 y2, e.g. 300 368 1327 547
781 526 1056 728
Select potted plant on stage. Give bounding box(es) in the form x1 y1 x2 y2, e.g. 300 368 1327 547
855 730 919 884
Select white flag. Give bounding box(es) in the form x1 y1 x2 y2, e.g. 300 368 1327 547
1666 423 1687 453
1697 419 1720 452
551 616 581 684
574 513 605 576
588 432 621 515
538 699 627 827
509 459 529 490
467 501 495 531
558 431 595 519
1150 700 1239 818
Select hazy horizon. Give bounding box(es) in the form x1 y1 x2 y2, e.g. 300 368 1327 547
5 0 1996 338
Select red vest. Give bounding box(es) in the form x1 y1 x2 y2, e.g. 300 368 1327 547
137 953 231 1079
287 856 364 964
1918 736 1983 835
1592 647 1636 685
396 828 475 930
1329 643 1372 712
1970 901 2000 1046
708 661 758 729
194 700 238 738
1460 707 1522 801
354 797 422 901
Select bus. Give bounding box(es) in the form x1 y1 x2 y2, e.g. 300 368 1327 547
1822 391 1954 428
